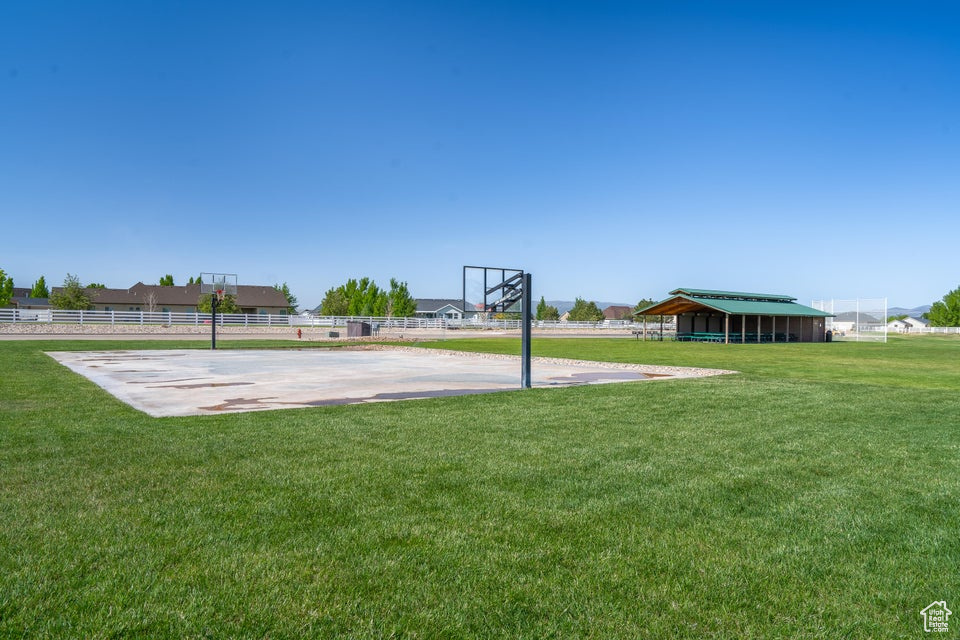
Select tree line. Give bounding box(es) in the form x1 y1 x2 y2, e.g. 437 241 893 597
535 297 662 322
8 269 960 328
2 270 421 317
0 272 299 313
319 277 417 317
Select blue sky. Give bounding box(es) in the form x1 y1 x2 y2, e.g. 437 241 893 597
3 1 958 309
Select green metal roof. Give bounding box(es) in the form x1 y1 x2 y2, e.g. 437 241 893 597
684 295 831 317
636 290 833 317
670 288 796 302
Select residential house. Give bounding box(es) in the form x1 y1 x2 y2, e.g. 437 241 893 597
9 287 51 310
415 298 467 320
602 305 634 321
887 316 929 333
49 282 290 315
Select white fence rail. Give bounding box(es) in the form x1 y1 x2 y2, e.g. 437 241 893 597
918 326 960 334
6 308 959 336
0 308 673 332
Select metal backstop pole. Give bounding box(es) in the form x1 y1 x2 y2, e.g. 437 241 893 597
521 272 532 389
211 296 218 350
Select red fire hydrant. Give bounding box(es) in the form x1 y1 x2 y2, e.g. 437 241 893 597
297 328 302 340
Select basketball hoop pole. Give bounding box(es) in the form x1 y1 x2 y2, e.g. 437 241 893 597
200 274 236 351
211 293 218 350
521 272 532 389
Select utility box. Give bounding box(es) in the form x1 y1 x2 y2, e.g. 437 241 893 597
346 321 371 338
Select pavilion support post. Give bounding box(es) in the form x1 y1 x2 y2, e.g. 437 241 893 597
786 316 790 342
757 315 761 343
772 316 776 343
660 316 664 341
643 316 647 340
724 313 729 344
742 315 746 344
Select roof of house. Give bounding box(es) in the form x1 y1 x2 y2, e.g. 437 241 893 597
670 287 797 302
833 311 881 323
50 282 288 308
636 288 833 318
602 305 634 319
415 298 464 313
11 296 50 307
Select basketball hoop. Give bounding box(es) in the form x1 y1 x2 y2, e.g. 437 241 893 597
463 265 532 388
199 272 238 350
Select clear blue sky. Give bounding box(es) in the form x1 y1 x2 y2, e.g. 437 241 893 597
3 1 958 309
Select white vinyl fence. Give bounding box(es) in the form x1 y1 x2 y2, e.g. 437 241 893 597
0 308 668 332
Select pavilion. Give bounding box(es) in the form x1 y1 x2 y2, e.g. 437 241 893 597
635 288 833 343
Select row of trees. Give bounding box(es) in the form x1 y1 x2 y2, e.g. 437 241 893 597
535 297 661 322
0 271 301 313
10 269 960 327
0 271 51 306
535 297 610 321
319 277 417 317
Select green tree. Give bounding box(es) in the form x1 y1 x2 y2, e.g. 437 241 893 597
273 282 298 313
196 293 239 314
0 270 13 307
352 278 387 316
927 286 960 327
634 298 664 322
319 286 349 316
30 276 49 298
159 274 175 286
386 278 417 317
886 314 908 323
567 297 604 322
86 282 106 289
319 277 417 317
536 296 559 321
50 274 93 310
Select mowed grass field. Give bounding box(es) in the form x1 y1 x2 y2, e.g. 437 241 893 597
1 336 958 638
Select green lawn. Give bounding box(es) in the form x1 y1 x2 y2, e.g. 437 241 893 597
1 336 958 638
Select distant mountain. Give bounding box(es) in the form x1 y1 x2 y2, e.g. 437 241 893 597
888 305 931 318
547 300 634 315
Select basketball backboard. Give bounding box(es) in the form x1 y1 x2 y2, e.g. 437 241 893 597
462 265 524 314
463 265 532 388
199 273 238 296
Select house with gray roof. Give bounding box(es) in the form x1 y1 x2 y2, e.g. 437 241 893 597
415 298 470 320
887 316 929 333
49 282 290 314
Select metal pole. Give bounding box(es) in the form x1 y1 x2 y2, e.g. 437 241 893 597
211 295 217 350
521 272 532 389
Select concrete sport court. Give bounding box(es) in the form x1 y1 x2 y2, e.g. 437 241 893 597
47 346 734 417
